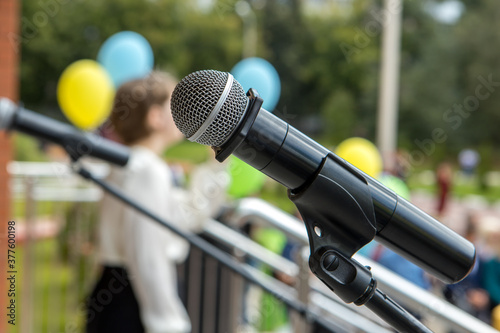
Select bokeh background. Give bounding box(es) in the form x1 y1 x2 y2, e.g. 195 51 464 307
3 0 500 332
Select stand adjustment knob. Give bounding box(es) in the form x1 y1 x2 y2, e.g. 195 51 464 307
323 253 340 271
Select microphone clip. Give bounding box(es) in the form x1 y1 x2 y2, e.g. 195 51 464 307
290 153 378 305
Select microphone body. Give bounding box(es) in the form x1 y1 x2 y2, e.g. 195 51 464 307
170 70 475 284
0 98 129 166
221 96 473 283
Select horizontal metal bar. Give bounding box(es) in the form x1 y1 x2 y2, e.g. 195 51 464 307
203 218 299 276
8 161 109 178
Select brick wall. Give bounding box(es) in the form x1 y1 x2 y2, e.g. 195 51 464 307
0 0 18 331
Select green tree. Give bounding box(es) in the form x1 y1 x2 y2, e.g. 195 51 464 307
19 0 243 118
17 0 500 163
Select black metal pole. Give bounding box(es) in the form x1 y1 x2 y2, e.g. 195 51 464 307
365 289 433 333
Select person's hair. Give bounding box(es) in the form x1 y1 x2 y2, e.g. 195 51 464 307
110 71 177 145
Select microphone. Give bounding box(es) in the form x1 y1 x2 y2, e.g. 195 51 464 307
0 98 129 166
170 70 475 284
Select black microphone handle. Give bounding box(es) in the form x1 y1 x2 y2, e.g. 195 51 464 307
215 103 475 284
13 107 129 166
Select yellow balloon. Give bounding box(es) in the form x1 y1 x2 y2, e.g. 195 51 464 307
57 60 114 130
335 137 383 178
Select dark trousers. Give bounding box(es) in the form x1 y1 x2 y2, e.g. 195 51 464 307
86 266 145 333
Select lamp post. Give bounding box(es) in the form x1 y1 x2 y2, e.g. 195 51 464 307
236 0 257 58
376 0 403 172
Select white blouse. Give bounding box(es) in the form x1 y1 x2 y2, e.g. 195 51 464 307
97 146 213 333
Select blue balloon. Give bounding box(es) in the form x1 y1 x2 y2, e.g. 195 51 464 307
97 31 154 87
231 57 281 111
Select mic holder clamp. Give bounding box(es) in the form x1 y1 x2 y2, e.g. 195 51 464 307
290 154 432 332
290 153 378 305
313 249 376 305
64 136 93 163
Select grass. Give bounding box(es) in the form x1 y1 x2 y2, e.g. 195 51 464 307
407 172 500 203
12 200 65 221
165 140 211 164
13 134 48 162
8 237 95 333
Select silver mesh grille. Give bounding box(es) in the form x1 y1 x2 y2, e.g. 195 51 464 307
171 70 248 147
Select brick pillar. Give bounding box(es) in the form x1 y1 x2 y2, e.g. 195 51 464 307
0 0 18 331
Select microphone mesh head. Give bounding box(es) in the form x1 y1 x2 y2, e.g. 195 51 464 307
171 70 248 146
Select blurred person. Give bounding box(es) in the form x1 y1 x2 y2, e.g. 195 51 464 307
393 149 411 181
458 148 480 177
368 244 430 324
436 162 453 219
372 245 431 290
86 72 220 333
444 216 490 325
480 216 500 310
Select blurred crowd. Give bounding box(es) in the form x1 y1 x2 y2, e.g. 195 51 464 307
360 149 500 331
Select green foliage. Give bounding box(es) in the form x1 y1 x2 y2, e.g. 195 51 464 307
17 0 500 166
259 0 381 144
19 0 243 114
8 238 87 333
164 140 211 164
13 133 48 161
452 0 500 147
320 88 357 143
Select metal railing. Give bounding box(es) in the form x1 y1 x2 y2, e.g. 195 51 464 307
9 161 500 333
228 198 499 333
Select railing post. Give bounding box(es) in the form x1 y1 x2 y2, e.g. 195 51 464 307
187 247 203 333
229 254 244 332
293 246 311 333
20 176 35 333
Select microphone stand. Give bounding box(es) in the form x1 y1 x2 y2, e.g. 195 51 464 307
70 161 339 331
291 154 433 333
214 90 435 331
